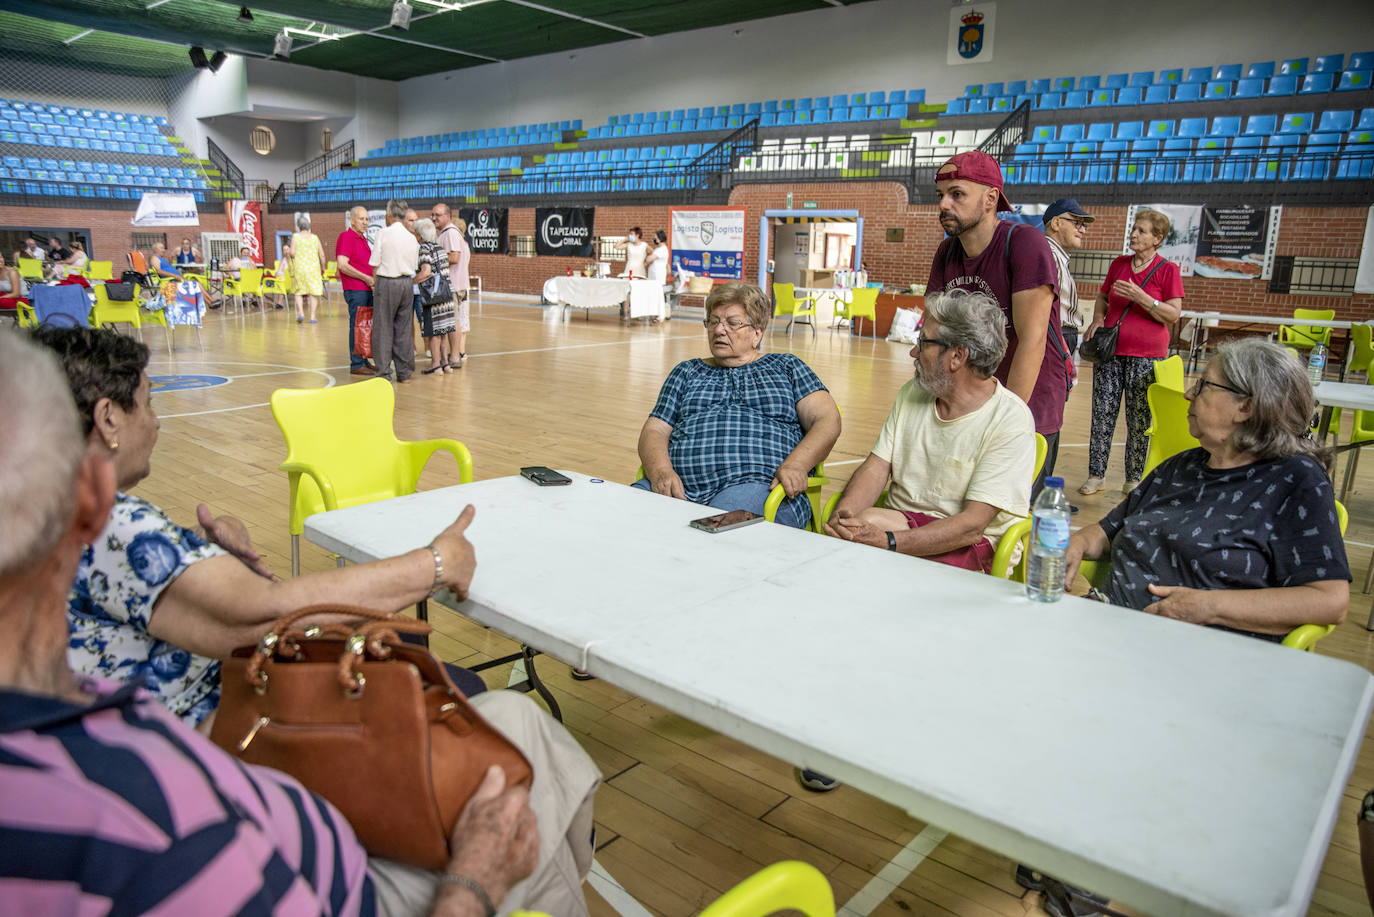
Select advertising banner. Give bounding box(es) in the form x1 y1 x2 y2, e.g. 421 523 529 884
227 200 263 263
1357 206 1374 294
1194 205 1282 279
670 207 746 279
132 192 198 226
1124 203 1203 277
535 207 595 257
948 3 995 67
460 207 509 255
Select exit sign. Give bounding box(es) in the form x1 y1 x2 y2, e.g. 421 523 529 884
802 201 818 209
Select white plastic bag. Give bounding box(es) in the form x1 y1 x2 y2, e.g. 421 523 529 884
887 307 920 344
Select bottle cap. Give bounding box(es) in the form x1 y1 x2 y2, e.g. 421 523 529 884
1045 476 1064 488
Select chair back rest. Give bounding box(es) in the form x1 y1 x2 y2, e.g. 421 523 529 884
1153 354 1186 391
1352 323 1374 368
1292 308 1335 336
848 287 880 315
1143 383 1199 477
87 260 115 280
270 378 412 529
239 267 265 293
773 282 800 315
32 284 90 328
698 861 836 917
127 250 148 274
16 257 43 280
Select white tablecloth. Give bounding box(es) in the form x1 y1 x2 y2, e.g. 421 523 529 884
553 276 665 319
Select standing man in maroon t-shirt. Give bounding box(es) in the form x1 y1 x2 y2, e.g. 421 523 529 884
336 206 375 376
925 151 1070 490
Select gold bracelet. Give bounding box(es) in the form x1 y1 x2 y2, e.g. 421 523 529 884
427 544 444 596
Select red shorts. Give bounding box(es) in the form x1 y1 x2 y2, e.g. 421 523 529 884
899 511 995 573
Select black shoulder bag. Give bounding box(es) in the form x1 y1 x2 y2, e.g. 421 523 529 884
1079 258 1165 364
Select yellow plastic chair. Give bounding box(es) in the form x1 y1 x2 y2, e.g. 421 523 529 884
1142 383 1199 479
323 261 339 310
12 300 35 328
846 287 881 339
262 260 292 308
1074 502 1346 651
17 257 43 282
1347 324 1374 377
181 271 212 300
1277 308 1334 352
86 260 115 281
772 282 816 335
270 377 474 576
510 861 834 917
91 282 144 337
223 267 266 314
1152 354 1185 391
634 464 829 532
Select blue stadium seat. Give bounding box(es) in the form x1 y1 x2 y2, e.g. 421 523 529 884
1059 123 1085 142
1177 117 1207 138
1004 81 1026 96
1144 85 1171 104
1087 122 1114 141
1170 84 1203 103
1337 129 1373 179
811 110 831 124
1314 54 1345 73
1245 114 1278 135
1085 139 1127 183
745 102 761 114
1150 137 1193 181
1279 112 1314 133
964 83 984 98
991 97 1015 113
1215 64 1243 81
1119 139 1158 183
1029 78 1051 94
1204 80 1231 101
1103 73 1128 89
732 102 747 114
1349 53 1374 70
1217 135 1262 181
1280 58 1309 75
1034 93 1061 111
776 112 794 126
1052 77 1075 92
1300 73 1335 94
1087 89 1115 107
967 98 990 113
887 92 905 105
1233 78 1264 99
1130 71 1154 87
1078 75 1100 91
983 83 1004 98
1266 75 1298 96
1063 90 1088 108
1294 132 1343 180
1247 62 1276 79
1338 71 1371 91
1030 124 1056 143
760 113 776 127
1318 110 1356 133
1257 134 1302 180
1115 87 1143 105
1116 121 1144 139
1210 115 1242 136
907 89 926 103
1159 68 1183 84
1148 119 1176 138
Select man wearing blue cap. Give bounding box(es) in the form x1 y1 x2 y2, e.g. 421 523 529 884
1042 198 1094 364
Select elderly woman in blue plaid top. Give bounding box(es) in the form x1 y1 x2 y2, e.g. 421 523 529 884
634 281 841 528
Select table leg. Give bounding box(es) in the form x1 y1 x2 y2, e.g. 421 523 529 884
1318 404 1335 441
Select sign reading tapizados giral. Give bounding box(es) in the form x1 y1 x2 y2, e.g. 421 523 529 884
535 207 595 257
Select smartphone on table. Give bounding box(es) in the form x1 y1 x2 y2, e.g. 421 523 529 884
520 466 572 486
689 510 763 533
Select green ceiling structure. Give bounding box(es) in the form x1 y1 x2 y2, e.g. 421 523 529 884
0 0 875 82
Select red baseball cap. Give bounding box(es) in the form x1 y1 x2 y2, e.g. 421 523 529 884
936 150 1013 212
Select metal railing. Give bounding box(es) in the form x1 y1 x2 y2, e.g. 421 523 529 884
294 139 356 187
206 136 244 201
0 176 213 210
685 118 759 200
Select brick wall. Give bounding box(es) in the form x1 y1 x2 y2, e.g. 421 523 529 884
8 193 1374 320
0 202 231 264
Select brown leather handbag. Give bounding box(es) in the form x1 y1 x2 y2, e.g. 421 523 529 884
210 606 532 870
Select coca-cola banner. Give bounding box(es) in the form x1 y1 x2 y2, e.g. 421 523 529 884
227 201 263 263
460 207 508 255
535 207 595 258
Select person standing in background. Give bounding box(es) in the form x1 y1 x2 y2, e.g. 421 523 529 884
336 206 375 376
291 214 326 324
369 199 419 383
433 203 471 370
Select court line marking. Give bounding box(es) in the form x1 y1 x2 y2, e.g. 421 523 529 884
148 360 337 418
588 860 656 917
839 823 948 916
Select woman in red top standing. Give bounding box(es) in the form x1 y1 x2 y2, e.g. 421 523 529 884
1079 209 1185 496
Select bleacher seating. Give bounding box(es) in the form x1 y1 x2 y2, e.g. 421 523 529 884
0 97 209 200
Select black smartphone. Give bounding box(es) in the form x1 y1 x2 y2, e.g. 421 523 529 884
520 466 572 486
689 510 763 533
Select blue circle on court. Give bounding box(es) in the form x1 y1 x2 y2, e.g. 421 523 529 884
149 374 230 392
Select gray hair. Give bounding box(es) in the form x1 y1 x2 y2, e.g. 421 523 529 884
0 330 86 576
295 212 311 232
1214 338 1329 468
386 198 408 220
414 218 437 243
921 288 1008 376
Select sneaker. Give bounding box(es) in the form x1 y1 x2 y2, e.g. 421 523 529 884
1122 479 1139 494
795 768 840 792
1077 477 1104 495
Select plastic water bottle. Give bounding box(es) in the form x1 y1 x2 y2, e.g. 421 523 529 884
1307 344 1326 387
1026 476 1071 603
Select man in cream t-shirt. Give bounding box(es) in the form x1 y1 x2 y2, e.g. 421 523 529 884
823 288 1035 572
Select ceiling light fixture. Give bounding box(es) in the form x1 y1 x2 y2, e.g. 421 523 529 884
390 0 413 30
209 50 227 71
273 30 292 59
189 46 210 68
238 6 253 22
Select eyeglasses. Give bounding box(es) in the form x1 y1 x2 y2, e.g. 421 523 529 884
916 335 951 349
1189 378 1249 398
704 317 753 331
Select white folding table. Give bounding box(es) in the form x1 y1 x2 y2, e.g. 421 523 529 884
553 276 665 321
1179 310 1370 379
304 473 1374 917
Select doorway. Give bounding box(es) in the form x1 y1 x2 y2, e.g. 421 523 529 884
757 210 862 291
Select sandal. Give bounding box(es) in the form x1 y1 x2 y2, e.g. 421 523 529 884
1078 477 1104 495
422 366 443 375
1122 480 1140 494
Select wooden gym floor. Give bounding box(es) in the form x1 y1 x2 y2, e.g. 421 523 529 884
117 296 1374 916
